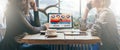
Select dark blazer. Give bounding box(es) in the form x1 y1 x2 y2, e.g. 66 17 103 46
0 6 46 50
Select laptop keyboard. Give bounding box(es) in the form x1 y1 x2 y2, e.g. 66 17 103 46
56 29 80 32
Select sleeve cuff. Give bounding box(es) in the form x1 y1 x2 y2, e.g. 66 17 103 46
40 25 47 30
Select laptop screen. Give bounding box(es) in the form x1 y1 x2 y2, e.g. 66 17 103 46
48 13 73 29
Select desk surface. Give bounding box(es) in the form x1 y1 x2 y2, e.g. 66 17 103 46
21 32 101 44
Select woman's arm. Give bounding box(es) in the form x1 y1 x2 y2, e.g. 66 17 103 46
82 8 90 21
19 11 46 34
82 1 92 21
30 0 41 27
80 2 93 31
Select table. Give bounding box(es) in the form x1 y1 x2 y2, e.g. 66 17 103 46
21 32 101 50
21 32 101 44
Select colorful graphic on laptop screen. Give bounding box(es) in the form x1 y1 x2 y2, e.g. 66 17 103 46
48 13 72 28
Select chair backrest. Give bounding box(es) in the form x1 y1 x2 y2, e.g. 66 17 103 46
0 24 6 42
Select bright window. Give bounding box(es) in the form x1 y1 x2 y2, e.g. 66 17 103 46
0 0 7 27
38 0 81 28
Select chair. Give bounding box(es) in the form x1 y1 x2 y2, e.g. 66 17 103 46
0 24 6 42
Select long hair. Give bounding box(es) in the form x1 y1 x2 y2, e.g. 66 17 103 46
21 0 30 15
5 0 30 16
7 0 22 9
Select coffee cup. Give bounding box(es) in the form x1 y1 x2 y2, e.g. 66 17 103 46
46 29 57 37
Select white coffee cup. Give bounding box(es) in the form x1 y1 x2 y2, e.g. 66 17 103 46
46 29 57 36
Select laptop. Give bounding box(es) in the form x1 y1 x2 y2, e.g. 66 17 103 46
40 13 73 34
47 13 81 32
41 13 86 36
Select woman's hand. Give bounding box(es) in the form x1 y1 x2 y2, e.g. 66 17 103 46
44 23 49 30
87 1 92 10
30 0 38 11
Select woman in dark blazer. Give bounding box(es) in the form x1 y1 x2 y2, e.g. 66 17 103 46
0 0 49 50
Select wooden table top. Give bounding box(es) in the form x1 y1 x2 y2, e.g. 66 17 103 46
21 33 101 44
